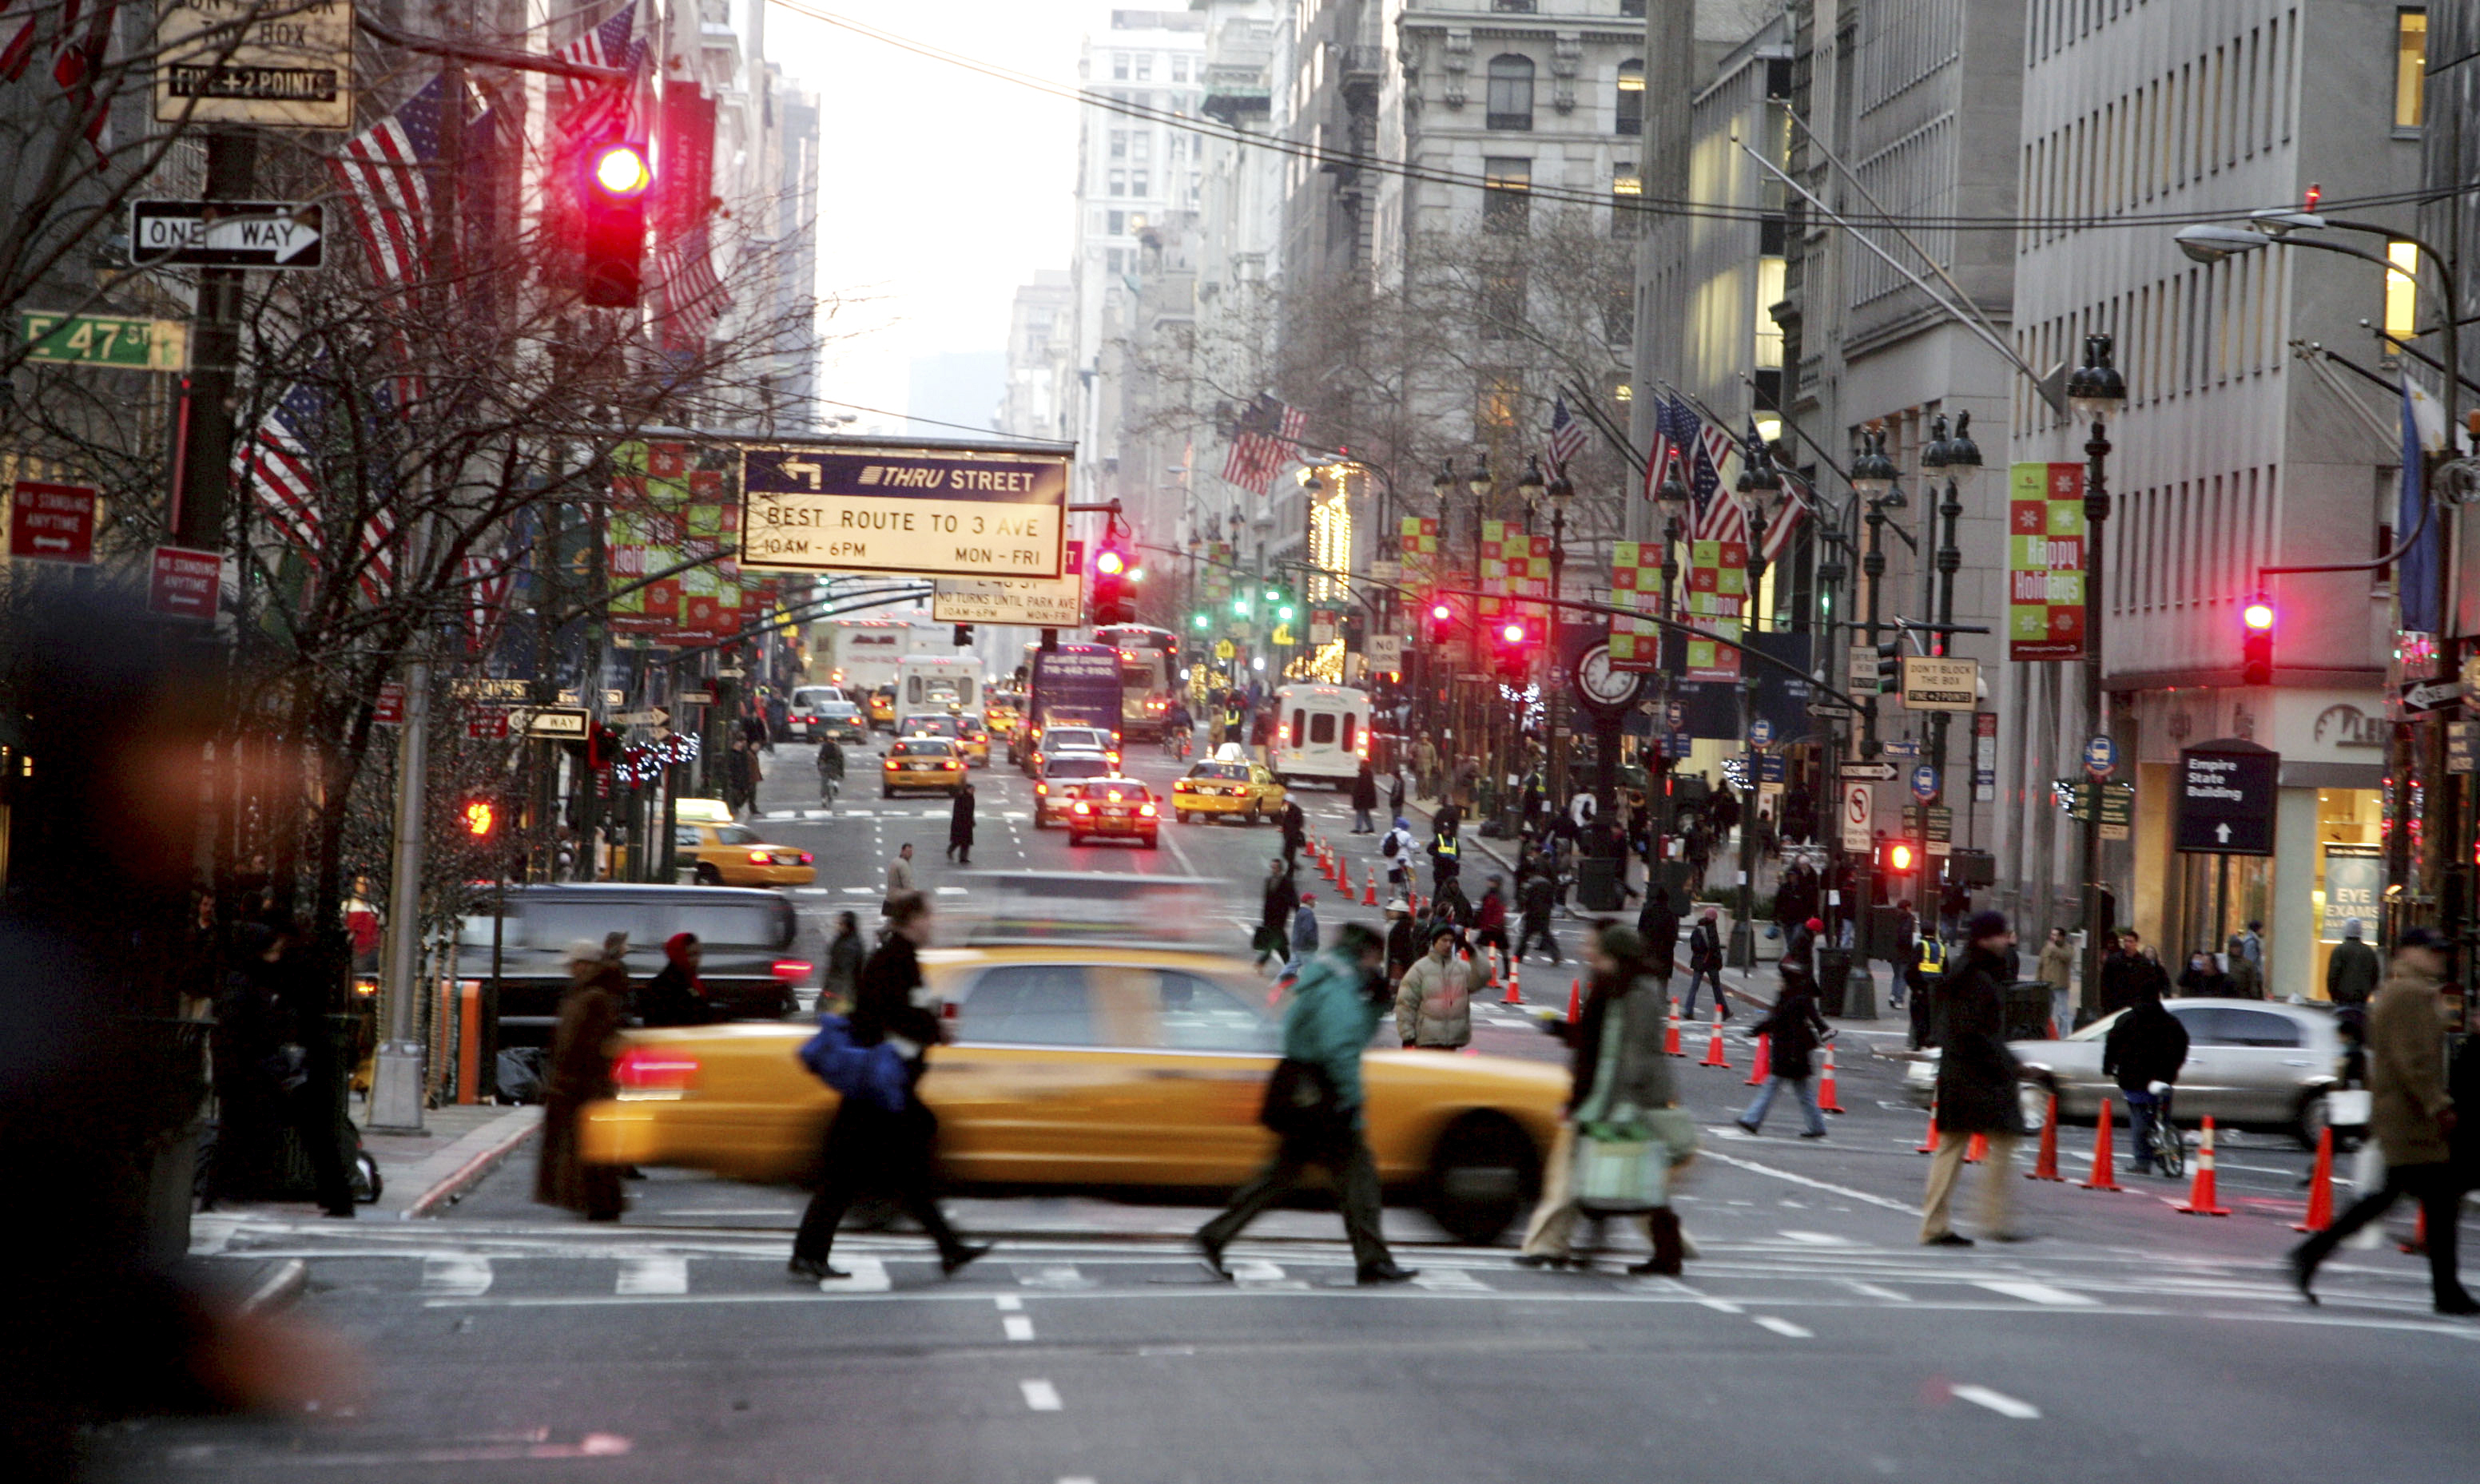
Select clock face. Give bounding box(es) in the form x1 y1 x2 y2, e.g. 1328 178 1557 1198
1576 645 1642 708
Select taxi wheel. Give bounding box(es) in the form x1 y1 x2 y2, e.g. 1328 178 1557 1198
1423 1113 1538 1245
1141 834 1159 850
1067 832 1085 847
1245 803 1262 826
693 863 723 887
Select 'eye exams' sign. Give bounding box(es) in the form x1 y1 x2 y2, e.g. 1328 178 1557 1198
740 443 1069 581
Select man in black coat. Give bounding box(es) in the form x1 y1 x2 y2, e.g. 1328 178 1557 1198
2099 929 2171 1014
2325 919 2381 1006
1279 797 1307 865
790 891 988 1281
1349 761 1379 833
1636 884 1682 986
1255 858 1299 970
2102 990 2191 1175
947 782 976 865
1920 911 2030 1246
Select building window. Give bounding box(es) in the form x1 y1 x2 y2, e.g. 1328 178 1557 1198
1492 0 1538 11
1131 169 1150 196
1477 370 1523 431
1112 52 1130 81
1170 54 1188 83
1482 157 1531 235
1611 162 1643 239
1108 169 1127 196
1485 55 1535 131
1110 129 1127 159
1134 53 1152 81
1616 59 1644 137
1107 248 1125 273
1107 210 1125 235
1481 267 1525 338
2396 9 2426 129
2386 240 2420 344
1131 132 1152 161
1620 0 1645 14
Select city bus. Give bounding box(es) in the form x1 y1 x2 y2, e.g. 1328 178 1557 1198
1093 623 1180 741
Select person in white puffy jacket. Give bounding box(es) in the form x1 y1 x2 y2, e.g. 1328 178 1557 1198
1393 924 1474 1050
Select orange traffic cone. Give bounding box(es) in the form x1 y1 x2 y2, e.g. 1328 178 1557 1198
1743 1033 1771 1087
1501 956 1524 1006
1916 1099 1940 1154
2080 1097 2124 1191
1565 976 1582 1023
2172 1117 2231 1216
1361 875 1377 907
1815 1044 1845 1113
2400 1205 2429 1255
1964 1132 1989 1165
2292 1126 2335 1232
1699 1005 1732 1069
2025 1093 2064 1180
1663 996 1683 1057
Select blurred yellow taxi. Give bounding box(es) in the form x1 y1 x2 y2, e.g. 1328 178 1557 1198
956 717 992 768
900 712 987 768
581 939 1560 1241
674 822 816 887
985 690 1024 740
882 736 966 797
866 687 896 729
1171 754 1286 824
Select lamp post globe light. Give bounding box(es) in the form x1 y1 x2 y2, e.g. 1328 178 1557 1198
2067 333 2125 1021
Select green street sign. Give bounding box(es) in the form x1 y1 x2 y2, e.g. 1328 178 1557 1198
2062 780 2134 826
18 311 188 370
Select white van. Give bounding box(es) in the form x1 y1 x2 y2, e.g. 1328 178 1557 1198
1270 684 1372 788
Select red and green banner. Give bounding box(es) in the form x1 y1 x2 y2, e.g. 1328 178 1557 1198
2007 461 2086 661
608 440 741 641
1608 541 1662 669
1684 537 1744 680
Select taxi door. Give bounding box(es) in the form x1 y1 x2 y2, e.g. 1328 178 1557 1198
921 962 1169 1188
1250 764 1287 815
1093 965 1282 1188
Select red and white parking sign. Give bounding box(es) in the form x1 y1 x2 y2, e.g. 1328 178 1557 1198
9 480 97 563
148 545 224 620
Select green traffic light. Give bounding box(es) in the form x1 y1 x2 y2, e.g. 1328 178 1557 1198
1232 597 1251 617
1190 611 1210 629
1278 605 1295 622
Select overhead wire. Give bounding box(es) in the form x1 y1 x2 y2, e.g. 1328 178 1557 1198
765 0 2468 235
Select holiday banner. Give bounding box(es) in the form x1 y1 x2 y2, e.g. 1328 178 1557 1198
2007 461 2087 661
1683 537 1745 680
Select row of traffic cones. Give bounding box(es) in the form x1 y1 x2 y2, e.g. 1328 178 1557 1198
1941 1092 2248 1218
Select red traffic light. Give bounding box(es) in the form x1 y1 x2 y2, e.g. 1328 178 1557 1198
463 800 497 838
1430 601 1452 622
1500 620 1526 645
1883 841 1915 873
1095 548 1127 577
590 143 654 198
2241 599 2275 633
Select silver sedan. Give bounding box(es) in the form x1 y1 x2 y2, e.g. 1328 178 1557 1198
1902 998 2344 1147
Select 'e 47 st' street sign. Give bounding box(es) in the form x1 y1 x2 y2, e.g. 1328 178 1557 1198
18 311 186 370
131 200 324 268
739 442 1070 581
2174 738 2279 856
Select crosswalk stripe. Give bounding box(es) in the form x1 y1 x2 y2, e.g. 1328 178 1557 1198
423 1255 492 1296
1950 1384 2042 1419
1413 1269 1492 1293
615 1255 687 1295
1971 1280 2097 1307
1017 1264 1095 1289
815 1257 890 1292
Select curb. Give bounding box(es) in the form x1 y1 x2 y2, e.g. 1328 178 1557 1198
237 1257 307 1314
400 1110 542 1219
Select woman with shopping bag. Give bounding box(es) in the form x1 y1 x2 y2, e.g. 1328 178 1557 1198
1512 924 1697 1274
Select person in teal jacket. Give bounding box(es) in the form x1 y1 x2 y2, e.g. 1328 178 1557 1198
1195 925 1420 1285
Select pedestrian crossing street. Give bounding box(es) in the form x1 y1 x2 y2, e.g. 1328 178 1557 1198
193 1216 2462 1334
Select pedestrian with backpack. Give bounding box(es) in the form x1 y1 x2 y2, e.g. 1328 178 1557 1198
1682 909 1727 1019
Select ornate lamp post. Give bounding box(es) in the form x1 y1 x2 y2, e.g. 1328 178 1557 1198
2066 334 2126 1018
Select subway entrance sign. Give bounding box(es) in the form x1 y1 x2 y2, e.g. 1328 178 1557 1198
740 438 1071 580
2175 737 2278 856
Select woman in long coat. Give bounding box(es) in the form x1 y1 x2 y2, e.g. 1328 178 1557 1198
537 939 628 1220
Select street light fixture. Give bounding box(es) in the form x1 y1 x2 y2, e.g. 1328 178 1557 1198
1849 428 1898 499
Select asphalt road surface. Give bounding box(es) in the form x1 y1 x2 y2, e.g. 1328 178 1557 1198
134 742 2480 1482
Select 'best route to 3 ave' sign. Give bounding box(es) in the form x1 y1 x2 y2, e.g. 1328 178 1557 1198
739 442 1070 581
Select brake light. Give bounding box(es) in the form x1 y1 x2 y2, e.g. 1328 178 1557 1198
1030 725 1042 740
748 851 769 864
1107 751 1121 766
1035 782 1047 794
943 760 960 770
1278 724 1290 746
1074 801 1093 815
612 1047 699 1097
797 851 813 864
771 959 813 982
1139 802 1158 817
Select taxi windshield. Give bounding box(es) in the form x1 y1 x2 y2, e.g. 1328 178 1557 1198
889 739 953 758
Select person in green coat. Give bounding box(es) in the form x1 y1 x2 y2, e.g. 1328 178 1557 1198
1196 925 1420 1285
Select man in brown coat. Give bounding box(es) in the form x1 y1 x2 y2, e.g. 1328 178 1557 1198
537 938 628 1221
2289 927 2474 1314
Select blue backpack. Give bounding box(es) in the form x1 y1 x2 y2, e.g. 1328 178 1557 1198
796 1014 910 1113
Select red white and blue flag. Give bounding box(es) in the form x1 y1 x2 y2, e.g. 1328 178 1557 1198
1543 394 1588 475
1221 394 1306 494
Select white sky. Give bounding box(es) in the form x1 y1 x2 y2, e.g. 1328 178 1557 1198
760 0 1117 434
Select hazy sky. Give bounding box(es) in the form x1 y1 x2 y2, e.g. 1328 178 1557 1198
760 1 1117 434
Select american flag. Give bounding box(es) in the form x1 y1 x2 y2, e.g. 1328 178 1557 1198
556 4 635 107
1642 395 1690 501
1543 394 1588 474
1750 419 1808 565
657 222 729 346
1 0 40 81
330 73 452 287
1220 394 1304 494
49 0 112 155
236 375 400 605
463 546 519 653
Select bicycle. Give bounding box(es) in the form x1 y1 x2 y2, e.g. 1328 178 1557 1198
1163 726 1193 762
2129 1083 2184 1179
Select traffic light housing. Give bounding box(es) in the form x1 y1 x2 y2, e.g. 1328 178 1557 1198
1090 542 1137 625
1870 637 1902 694
463 798 498 839
578 140 653 307
1877 838 1916 877
1425 600 1454 646
2240 597 2274 685
952 624 974 647
1492 615 1539 675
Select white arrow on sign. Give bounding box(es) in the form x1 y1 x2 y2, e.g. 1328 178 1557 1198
780 458 822 489
2214 822 2232 843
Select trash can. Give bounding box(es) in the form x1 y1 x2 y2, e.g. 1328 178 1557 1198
1817 947 1852 1017
1576 855 1624 911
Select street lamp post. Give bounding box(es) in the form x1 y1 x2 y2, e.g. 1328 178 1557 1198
1730 443 1784 969
1850 430 1902 966
2067 334 2127 1019
1655 470 1691 885
1917 411 1982 929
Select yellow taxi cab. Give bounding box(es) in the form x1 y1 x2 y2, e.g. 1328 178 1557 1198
956 716 992 768
674 822 816 887
674 797 737 827
1172 749 1286 825
1063 777 1159 848
579 890 1562 1242
881 736 967 797
899 712 987 768
984 690 1024 740
866 687 896 730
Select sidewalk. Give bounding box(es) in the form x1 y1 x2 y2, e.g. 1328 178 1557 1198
356 1099 542 1217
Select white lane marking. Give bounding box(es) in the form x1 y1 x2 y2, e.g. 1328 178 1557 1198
1229 1259 1290 1285
841 887 874 895
1698 1297 1746 1314
1059 1478 1097 1484
1842 1280 1911 1303
1019 1264 1095 1289
816 1257 890 1292
935 886 967 895
1696 1149 1918 1212
1020 1379 1063 1411
804 809 829 819
994 1295 1023 1311
1003 1315 1036 1342
1413 1269 1492 1293
614 1256 687 1296
1754 1315 1813 1339
791 887 830 895
1776 1230 1855 1245
423 1255 493 1296
1972 1280 2098 1307
1949 1384 2042 1419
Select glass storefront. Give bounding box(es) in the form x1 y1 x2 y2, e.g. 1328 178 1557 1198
2309 787 2383 998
